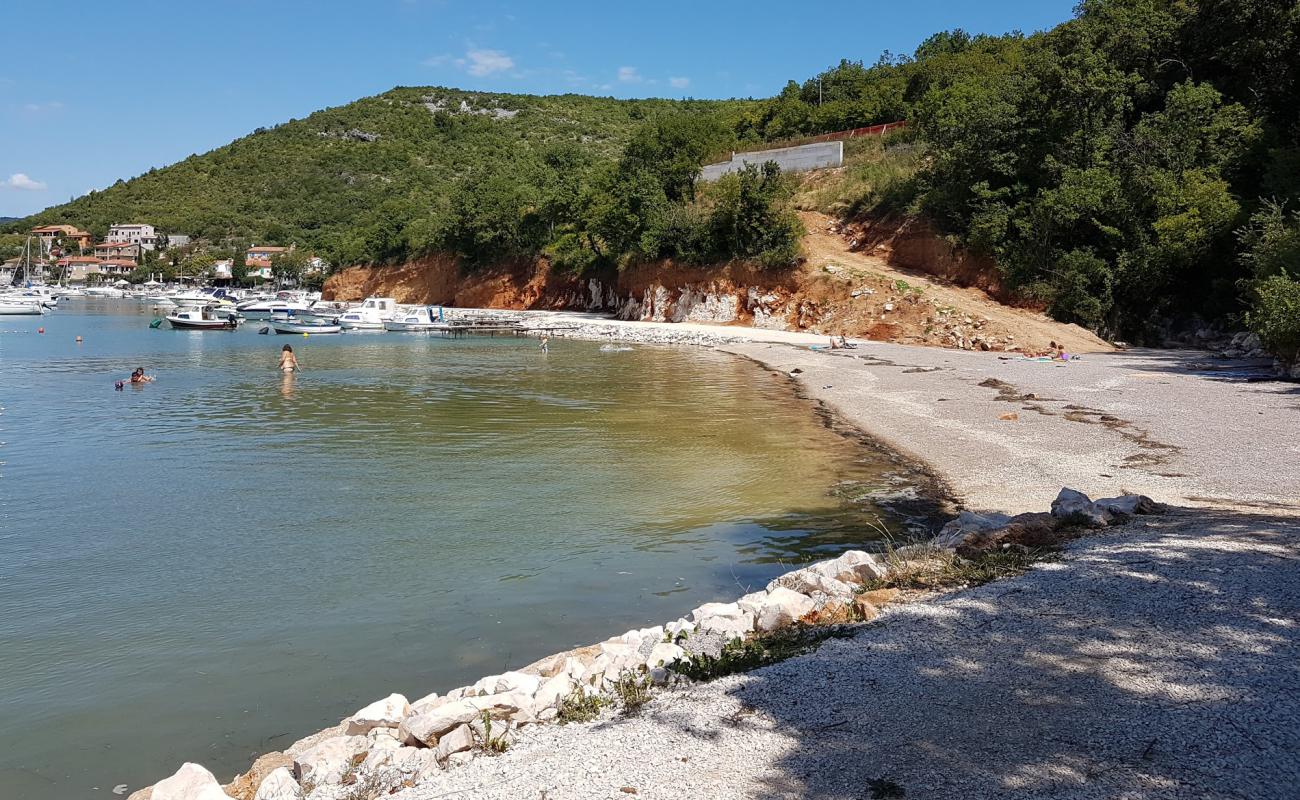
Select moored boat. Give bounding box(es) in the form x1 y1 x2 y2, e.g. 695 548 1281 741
338 297 399 330
166 305 240 329
236 291 319 320
0 299 47 315
382 306 442 332
270 318 341 334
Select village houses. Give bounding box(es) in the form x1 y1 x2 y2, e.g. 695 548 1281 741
32 224 93 254
106 223 160 251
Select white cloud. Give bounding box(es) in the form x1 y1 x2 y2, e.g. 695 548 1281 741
426 48 516 77
669 76 690 89
4 173 47 191
22 100 63 112
465 49 515 76
617 66 642 83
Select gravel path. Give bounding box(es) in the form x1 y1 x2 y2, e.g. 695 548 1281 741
721 342 1300 515
395 509 1300 800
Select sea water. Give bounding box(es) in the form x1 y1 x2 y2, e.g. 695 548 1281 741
0 299 907 797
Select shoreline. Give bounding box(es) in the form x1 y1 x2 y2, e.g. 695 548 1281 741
125 316 1300 800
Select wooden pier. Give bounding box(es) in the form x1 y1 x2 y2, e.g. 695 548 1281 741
427 320 581 338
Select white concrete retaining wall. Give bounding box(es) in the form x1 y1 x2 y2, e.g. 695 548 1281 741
700 141 843 181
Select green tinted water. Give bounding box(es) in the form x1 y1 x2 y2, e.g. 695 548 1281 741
0 300 909 797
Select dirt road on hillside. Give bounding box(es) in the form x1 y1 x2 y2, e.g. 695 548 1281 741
796 211 1111 354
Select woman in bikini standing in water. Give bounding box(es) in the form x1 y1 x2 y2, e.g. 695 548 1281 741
279 344 299 373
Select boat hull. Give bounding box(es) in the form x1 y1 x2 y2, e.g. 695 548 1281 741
271 321 341 334
166 317 238 330
382 321 440 332
0 302 46 315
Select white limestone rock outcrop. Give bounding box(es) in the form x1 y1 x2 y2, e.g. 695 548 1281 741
343 692 410 735
152 763 235 800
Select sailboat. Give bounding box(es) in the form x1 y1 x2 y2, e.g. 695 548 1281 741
0 237 55 314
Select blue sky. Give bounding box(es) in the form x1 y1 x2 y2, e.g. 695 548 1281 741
0 0 1076 218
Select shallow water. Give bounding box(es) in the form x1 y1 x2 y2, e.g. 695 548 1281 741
0 299 908 797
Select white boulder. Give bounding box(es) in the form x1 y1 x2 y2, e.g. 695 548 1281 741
533 672 575 712
409 691 450 716
689 602 744 622
697 612 753 639
153 763 235 800
343 693 410 735
399 700 481 746
664 618 693 638
465 690 531 720
646 641 688 668
367 746 441 778
252 767 302 800
489 671 542 696
768 567 856 598
434 723 475 761
756 587 815 632
367 727 402 750
292 735 369 786
818 550 889 582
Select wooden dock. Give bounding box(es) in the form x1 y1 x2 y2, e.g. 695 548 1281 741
426 321 581 337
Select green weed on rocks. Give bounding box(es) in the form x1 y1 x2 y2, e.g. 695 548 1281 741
556 686 611 724
864 545 1057 592
669 626 849 682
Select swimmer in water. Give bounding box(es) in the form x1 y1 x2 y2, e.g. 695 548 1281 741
279 344 299 373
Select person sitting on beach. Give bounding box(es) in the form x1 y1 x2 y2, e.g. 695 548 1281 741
829 336 842 350
279 345 299 373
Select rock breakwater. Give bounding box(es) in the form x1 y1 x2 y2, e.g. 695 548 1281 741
129 488 1162 800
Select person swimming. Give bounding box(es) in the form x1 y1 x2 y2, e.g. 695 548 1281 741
279 344 299 373
117 367 152 390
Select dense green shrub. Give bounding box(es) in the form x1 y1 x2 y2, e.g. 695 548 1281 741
1245 275 1300 362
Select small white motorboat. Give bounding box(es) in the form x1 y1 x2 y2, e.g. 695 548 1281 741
269 318 341 334
383 306 443 331
338 296 399 330
166 305 240 329
236 291 318 320
9 286 59 307
0 298 47 315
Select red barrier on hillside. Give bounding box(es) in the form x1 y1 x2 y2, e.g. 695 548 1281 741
807 121 908 143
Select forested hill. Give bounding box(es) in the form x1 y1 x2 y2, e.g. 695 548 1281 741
10 1 1300 358
745 0 1299 355
8 88 753 265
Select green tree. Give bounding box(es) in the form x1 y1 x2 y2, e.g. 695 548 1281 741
706 162 804 268
271 250 310 285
